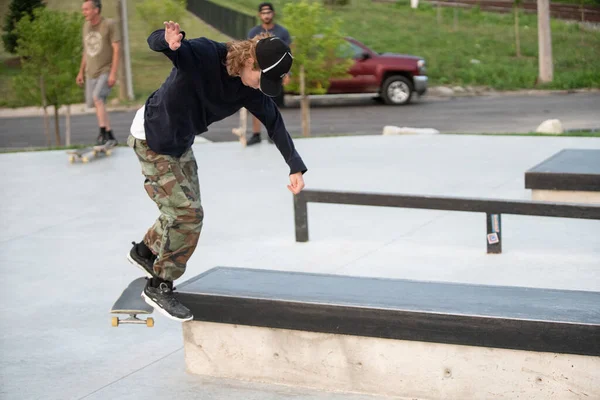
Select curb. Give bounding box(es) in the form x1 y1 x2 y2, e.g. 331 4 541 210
0 87 598 118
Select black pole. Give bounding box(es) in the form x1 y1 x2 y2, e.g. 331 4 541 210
486 213 502 254
294 193 309 242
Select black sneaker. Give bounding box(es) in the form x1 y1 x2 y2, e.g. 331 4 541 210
142 279 193 322
96 132 107 145
246 133 261 146
105 130 118 145
127 241 157 278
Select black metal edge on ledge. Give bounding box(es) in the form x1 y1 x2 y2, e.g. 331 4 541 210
176 293 600 357
525 172 600 191
295 190 600 219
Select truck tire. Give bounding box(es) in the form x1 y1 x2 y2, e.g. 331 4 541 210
380 75 413 105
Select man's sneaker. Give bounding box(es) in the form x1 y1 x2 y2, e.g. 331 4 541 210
142 280 193 322
96 132 107 145
105 130 118 145
246 133 261 146
127 241 157 278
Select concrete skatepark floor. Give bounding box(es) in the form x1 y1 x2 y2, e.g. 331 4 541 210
1 134 598 399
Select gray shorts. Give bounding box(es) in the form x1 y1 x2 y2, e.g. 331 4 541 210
85 73 112 108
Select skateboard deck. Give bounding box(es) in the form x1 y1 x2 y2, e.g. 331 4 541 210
231 107 248 147
67 140 117 164
110 277 154 327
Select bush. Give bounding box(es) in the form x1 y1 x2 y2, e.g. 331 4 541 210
2 0 46 54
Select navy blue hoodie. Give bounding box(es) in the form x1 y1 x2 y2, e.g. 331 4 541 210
143 29 307 175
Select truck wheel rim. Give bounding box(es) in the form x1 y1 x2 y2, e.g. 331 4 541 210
388 81 409 103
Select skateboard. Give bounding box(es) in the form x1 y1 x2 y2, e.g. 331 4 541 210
231 107 248 147
67 140 117 164
110 277 154 327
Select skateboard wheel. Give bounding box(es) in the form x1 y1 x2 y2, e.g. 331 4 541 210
82 157 89 163
69 156 75 164
106 150 112 156
146 317 154 327
111 316 119 327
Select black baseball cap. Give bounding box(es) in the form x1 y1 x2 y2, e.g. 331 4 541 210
256 37 293 97
258 2 274 12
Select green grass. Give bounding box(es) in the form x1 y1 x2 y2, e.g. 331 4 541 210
0 0 231 107
207 0 600 91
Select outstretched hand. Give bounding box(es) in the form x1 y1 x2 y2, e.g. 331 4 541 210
164 21 183 51
288 172 305 195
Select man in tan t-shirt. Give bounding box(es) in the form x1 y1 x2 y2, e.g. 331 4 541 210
76 0 121 145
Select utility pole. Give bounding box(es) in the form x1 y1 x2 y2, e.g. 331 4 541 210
537 0 553 83
117 0 135 100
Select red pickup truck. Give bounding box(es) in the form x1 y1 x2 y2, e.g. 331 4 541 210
327 37 428 105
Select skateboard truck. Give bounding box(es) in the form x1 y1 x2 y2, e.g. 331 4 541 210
110 277 155 328
111 314 154 327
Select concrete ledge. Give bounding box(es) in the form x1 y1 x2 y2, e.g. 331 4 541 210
183 321 600 399
525 149 600 205
178 268 600 397
177 267 600 356
525 149 600 189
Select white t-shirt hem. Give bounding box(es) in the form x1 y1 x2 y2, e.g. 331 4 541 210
130 105 146 140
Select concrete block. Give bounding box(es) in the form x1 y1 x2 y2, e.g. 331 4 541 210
183 321 600 399
531 189 600 204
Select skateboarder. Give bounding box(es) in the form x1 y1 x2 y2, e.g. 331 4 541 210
76 0 120 145
127 21 307 322
246 2 292 146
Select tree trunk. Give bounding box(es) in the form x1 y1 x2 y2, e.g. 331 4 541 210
117 0 126 102
300 65 310 137
66 104 71 147
514 6 521 58
53 105 61 146
40 76 51 147
117 0 134 100
580 2 585 45
537 0 554 83
453 8 458 31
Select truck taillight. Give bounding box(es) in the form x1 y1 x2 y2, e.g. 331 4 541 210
417 59 426 75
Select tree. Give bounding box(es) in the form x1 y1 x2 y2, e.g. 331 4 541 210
2 0 46 54
281 0 351 136
14 8 83 146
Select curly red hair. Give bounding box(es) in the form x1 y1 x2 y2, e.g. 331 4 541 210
225 32 271 76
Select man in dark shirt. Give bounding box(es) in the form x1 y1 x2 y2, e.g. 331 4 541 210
246 2 292 145
126 21 307 322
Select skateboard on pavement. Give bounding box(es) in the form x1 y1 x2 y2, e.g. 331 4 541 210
231 107 248 147
67 140 117 164
110 277 154 327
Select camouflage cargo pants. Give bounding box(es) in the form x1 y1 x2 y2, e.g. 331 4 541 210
128 135 204 281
